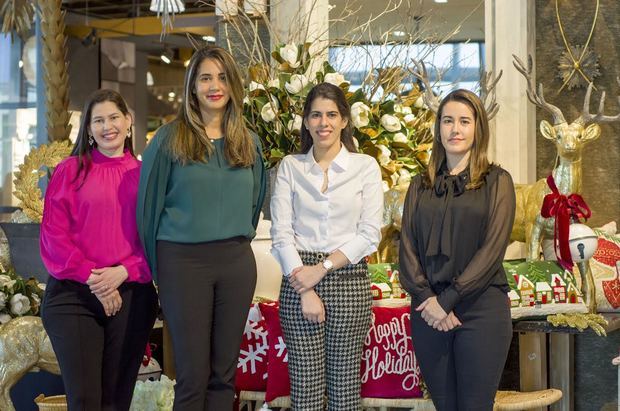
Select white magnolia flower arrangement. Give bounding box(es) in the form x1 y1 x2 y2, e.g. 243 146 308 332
130 375 176 411
244 42 435 189
0 268 45 323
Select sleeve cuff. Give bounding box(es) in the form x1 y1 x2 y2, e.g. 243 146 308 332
338 237 375 265
74 262 97 284
271 245 303 276
413 288 436 308
437 286 461 313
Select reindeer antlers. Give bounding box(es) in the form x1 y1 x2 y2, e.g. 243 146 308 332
479 69 503 119
512 54 567 125
582 77 620 123
409 59 440 114
410 58 502 119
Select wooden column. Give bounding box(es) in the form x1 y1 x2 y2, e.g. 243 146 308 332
484 0 537 184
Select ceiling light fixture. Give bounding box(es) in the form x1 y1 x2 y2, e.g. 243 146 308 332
202 35 216 43
150 0 185 13
433 0 448 3
160 48 173 64
151 0 185 37
392 30 406 37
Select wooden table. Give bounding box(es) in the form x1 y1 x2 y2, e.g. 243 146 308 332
513 314 620 411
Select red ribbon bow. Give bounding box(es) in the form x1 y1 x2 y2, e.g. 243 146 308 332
142 343 154 367
540 175 591 270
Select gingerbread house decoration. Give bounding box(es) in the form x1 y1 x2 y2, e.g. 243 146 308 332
371 283 391 300
535 282 553 304
517 275 535 307
389 270 407 299
551 274 567 303
566 282 580 303
508 290 520 308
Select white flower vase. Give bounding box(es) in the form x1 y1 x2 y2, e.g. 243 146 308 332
251 214 282 301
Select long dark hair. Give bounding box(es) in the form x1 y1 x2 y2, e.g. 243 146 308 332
170 45 255 167
71 89 134 184
425 88 490 189
300 82 357 154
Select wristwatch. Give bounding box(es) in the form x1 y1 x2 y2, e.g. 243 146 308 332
321 259 334 273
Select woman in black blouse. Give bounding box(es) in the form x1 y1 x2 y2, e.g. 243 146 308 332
399 89 515 411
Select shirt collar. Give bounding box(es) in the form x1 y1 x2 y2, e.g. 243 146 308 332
303 144 350 174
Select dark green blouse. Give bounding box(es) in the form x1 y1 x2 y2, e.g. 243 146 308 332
136 122 266 281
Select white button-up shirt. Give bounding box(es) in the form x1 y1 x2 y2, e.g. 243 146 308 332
270 145 384 275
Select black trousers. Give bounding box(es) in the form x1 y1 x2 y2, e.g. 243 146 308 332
41 277 158 411
157 238 257 411
411 286 512 411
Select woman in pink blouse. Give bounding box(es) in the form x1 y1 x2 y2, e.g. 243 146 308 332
40 89 158 411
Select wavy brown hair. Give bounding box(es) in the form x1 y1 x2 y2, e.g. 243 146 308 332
71 89 134 184
300 83 357 154
425 88 490 189
169 46 255 167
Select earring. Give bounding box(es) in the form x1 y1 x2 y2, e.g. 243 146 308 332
88 135 94 146
126 128 132 139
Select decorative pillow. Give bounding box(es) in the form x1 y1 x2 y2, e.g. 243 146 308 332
592 226 620 312
258 301 290 402
504 259 587 319
235 303 268 391
361 305 423 398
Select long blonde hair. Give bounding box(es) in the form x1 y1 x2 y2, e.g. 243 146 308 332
169 46 255 167
425 89 490 189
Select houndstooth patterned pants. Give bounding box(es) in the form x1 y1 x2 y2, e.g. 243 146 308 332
280 251 373 411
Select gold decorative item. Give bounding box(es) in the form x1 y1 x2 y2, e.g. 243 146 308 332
371 184 409 263
0 316 59 411
0 0 36 41
511 54 620 312
555 0 600 93
34 394 67 410
558 46 600 91
37 0 71 142
547 312 608 336
12 140 72 223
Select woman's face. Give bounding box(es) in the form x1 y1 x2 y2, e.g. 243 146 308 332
193 58 231 117
88 101 132 158
439 100 476 162
303 97 348 153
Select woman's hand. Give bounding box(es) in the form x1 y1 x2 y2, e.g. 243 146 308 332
416 296 448 328
87 265 129 297
436 311 462 332
96 289 123 316
289 264 326 294
300 289 325 323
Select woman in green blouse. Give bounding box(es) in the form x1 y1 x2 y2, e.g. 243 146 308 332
137 46 266 411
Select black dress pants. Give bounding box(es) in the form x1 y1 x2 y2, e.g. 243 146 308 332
157 237 257 411
411 285 512 411
41 277 158 411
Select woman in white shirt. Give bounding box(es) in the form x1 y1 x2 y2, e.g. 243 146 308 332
270 82 383 410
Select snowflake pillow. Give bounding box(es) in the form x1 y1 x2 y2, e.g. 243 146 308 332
258 301 290 402
236 303 269 392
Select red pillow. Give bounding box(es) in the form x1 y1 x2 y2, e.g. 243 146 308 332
235 304 269 391
360 305 423 398
258 301 291 402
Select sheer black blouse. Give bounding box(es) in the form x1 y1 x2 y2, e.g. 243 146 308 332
399 164 516 313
